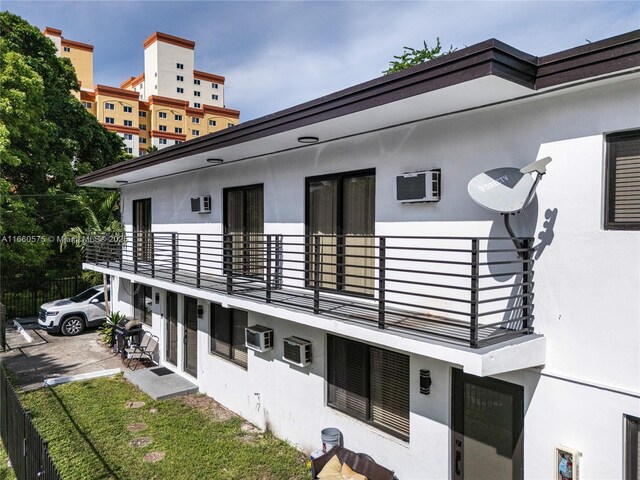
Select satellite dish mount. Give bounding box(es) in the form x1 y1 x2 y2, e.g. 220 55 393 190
467 157 552 257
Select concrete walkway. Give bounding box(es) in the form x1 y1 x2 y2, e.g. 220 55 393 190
0 318 124 390
124 366 198 400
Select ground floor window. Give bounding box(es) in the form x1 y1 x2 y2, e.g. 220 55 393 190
626 414 640 480
133 284 152 325
327 334 410 440
210 304 248 368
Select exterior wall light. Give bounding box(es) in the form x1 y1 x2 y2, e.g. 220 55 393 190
197 305 204 318
206 158 223 164
420 369 432 395
297 136 319 144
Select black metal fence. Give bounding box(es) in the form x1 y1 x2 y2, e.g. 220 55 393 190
87 232 535 348
0 364 61 480
0 275 92 320
0 304 6 352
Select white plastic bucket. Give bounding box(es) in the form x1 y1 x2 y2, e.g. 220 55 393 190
321 427 342 452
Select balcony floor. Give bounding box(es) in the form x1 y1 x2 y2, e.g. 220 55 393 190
92 261 529 348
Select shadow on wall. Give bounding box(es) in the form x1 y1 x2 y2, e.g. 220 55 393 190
534 208 558 261
483 203 559 331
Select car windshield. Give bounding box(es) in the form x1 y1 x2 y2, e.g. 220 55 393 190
70 288 100 303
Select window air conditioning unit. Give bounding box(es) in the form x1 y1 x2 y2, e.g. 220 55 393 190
245 325 274 352
191 195 211 213
396 170 440 203
283 336 312 367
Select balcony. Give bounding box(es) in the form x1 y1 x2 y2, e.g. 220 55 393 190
86 232 535 349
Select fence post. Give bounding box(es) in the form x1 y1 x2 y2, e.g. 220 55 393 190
150 232 155 278
196 234 201 289
522 237 533 333
172 233 177 283
225 234 233 294
313 235 320 315
266 235 272 303
378 237 386 330
470 238 479 348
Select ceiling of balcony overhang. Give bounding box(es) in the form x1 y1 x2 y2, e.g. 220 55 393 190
78 75 562 188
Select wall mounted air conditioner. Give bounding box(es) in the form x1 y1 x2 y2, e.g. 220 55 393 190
245 325 274 352
283 336 312 367
191 195 211 213
396 170 441 203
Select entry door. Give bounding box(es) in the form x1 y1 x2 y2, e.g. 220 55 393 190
452 369 524 480
224 184 264 277
133 198 152 263
183 296 198 377
165 292 178 366
307 170 375 295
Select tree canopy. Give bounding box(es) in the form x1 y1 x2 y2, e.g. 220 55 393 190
0 12 125 279
383 38 456 75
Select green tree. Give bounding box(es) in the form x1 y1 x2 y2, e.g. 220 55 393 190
383 38 456 75
0 12 125 283
60 190 124 253
60 190 124 313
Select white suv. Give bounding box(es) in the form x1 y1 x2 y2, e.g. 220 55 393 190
38 285 110 336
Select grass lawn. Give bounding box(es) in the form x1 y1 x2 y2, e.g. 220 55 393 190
19 375 309 480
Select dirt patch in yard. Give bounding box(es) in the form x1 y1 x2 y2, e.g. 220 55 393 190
179 393 238 422
130 437 153 448
127 423 148 433
143 451 165 463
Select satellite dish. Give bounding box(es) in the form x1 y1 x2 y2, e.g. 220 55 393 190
467 157 552 256
467 167 536 214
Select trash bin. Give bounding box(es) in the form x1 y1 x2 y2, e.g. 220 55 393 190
321 427 342 453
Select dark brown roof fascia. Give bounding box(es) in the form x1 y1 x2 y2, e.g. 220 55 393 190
536 29 640 88
77 40 538 185
77 32 640 186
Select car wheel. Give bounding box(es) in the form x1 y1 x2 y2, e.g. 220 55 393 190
61 316 85 336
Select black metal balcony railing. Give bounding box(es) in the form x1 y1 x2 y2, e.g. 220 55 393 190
86 232 534 349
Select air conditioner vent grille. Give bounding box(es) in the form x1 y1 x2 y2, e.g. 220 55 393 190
283 336 312 367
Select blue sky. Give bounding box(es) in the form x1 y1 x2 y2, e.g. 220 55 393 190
3 1 639 121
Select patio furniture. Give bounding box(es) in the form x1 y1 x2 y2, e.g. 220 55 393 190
124 331 152 364
126 334 159 370
311 445 395 480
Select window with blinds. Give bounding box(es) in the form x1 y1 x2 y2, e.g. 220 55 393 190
327 335 410 440
210 304 248 368
605 130 640 230
625 414 639 480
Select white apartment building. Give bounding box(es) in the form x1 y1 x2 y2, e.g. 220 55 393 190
76 31 640 479
140 32 225 109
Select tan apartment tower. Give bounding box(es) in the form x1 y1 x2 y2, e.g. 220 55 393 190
43 28 240 156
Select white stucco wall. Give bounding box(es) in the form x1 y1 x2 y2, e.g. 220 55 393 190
111 75 640 479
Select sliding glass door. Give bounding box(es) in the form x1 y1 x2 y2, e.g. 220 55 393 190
224 184 264 277
307 170 375 295
133 198 152 263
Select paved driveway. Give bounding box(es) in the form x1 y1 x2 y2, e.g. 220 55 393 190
1 319 124 390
